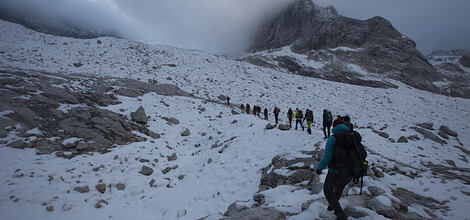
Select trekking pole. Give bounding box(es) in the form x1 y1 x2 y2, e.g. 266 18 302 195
360 176 363 195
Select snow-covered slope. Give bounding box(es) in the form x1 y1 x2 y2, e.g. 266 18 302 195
1 20 470 220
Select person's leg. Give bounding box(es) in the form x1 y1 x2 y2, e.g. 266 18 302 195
301 121 304 130
295 120 298 130
327 125 331 137
323 124 327 138
324 172 350 218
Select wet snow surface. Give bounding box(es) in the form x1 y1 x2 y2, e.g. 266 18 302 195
1 20 470 219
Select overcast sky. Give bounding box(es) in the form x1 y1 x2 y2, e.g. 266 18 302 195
1 0 469 55
313 0 470 55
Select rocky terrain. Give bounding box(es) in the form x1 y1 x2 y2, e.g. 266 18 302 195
1 8 470 220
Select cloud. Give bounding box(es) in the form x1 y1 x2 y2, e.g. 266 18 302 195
312 0 470 54
0 0 293 55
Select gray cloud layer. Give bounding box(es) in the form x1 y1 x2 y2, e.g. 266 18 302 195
313 0 470 55
1 0 468 55
0 0 293 55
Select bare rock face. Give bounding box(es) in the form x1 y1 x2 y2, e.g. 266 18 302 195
248 0 464 98
460 54 470 67
131 106 148 124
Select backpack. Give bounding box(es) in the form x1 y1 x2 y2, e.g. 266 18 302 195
331 131 368 194
327 111 333 122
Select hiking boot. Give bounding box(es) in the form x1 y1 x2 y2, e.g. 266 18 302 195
335 211 347 220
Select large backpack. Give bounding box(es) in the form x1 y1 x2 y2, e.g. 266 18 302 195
331 130 368 194
327 111 333 122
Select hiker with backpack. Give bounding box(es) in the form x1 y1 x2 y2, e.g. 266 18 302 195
295 108 304 131
342 115 353 131
253 105 257 116
273 107 280 124
316 118 368 220
323 109 333 139
246 104 250 114
240 104 245 114
227 96 230 106
264 108 268 120
287 108 293 128
304 109 314 134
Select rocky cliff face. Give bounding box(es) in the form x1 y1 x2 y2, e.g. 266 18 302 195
248 0 470 98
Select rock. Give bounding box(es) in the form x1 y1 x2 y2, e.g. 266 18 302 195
388 138 396 143
397 136 408 143
55 151 65 157
167 153 177 161
224 207 285 220
207 158 213 163
412 127 446 145
278 124 290 131
141 165 153 176
224 202 250 217
445 160 456 167
94 202 102 209
266 123 275 130
162 167 172 174
371 167 385 178
46 205 54 212
253 194 265 205
149 179 156 187
439 125 458 137
73 63 83 68
95 184 106 193
62 203 72 211
231 120 238 124
162 117 180 125
460 54 470 67
96 40 102 44
344 206 369 218
438 130 449 139
130 106 147 124
368 186 386 196
217 94 227 101
231 110 239 115
407 134 420 141
116 183 125 190
368 195 397 219
76 141 88 151
8 140 26 149
139 158 150 163
417 123 434 130
181 128 190 136
74 185 90 193
287 169 313 184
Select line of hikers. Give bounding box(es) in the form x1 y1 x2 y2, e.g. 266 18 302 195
239 104 350 138
240 103 363 220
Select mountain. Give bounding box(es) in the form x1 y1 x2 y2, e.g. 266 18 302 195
246 0 470 98
1 5 470 220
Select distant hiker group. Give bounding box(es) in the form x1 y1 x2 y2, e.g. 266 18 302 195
237 102 368 220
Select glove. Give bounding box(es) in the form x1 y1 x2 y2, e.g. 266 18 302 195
315 169 322 175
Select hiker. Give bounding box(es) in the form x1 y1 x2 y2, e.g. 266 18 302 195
342 115 353 131
273 107 280 124
240 104 245 113
253 105 257 116
315 118 367 220
246 104 250 114
304 109 314 134
295 108 304 131
287 108 293 128
257 106 261 117
227 96 230 105
323 109 333 139
264 108 268 120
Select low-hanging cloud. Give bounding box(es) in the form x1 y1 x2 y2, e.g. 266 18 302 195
0 0 294 55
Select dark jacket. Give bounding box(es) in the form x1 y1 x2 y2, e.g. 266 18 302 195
304 110 313 122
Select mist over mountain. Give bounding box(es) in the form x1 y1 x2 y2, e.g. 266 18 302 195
0 0 293 55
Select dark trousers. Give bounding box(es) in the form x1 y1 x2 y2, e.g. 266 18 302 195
274 115 279 124
295 120 304 130
323 124 331 138
323 172 352 216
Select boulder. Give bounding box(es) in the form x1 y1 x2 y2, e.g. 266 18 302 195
368 195 397 219
141 165 153 176
224 207 285 220
439 125 458 137
224 202 250 217
417 123 434 130
181 128 190 136
397 136 408 143
266 123 275 130
76 141 88 151
74 185 90 193
95 184 106 194
278 124 290 131
217 94 227 101
131 106 148 124
167 153 177 161
438 131 449 139
368 186 386 196
116 183 126 190
412 127 446 145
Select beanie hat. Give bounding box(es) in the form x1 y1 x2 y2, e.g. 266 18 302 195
342 115 351 123
332 118 344 128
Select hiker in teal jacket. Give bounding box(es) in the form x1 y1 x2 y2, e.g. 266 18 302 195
316 123 350 173
316 119 350 220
